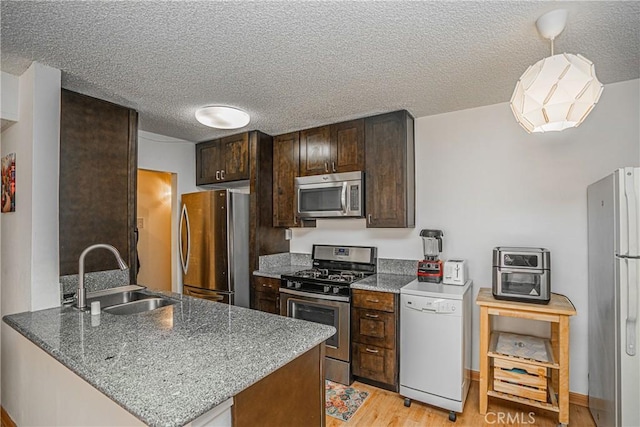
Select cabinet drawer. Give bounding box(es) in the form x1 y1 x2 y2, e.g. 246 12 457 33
352 290 395 312
493 358 547 378
252 276 280 292
493 379 548 402
352 343 395 385
352 308 396 349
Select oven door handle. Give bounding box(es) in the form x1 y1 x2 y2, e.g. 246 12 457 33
279 287 350 303
495 267 546 274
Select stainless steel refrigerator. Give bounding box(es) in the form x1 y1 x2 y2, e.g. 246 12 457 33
179 189 250 307
587 167 640 427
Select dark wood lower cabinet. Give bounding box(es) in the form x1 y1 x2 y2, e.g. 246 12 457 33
233 344 325 427
251 276 280 314
351 289 399 391
352 343 396 386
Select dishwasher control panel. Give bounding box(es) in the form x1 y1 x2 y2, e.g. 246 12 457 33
403 295 462 314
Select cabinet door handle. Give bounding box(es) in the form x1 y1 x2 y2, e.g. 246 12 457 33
221 170 225 180
365 313 379 318
365 348 379 354
216 170 220 180
293 215 297 225
324 162 329 173
366 299 380 303
332 162 336 172
367 214 372 224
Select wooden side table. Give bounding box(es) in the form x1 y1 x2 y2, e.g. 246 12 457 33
475 288 576 426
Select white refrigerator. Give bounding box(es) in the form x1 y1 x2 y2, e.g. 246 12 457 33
587 167 640 427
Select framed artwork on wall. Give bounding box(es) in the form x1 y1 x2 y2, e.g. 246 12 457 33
2 152 16 213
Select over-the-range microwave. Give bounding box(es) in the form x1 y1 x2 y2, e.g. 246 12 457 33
295 171 364 219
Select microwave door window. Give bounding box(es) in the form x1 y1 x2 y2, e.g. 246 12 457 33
300 188 342 212
501 272 542 296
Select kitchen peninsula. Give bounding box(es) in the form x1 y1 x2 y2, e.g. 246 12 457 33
2 291 335 426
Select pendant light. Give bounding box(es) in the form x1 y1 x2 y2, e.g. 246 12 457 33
510 9 604 133
195 106 250 129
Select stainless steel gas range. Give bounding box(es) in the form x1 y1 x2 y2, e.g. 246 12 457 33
280 244 377 385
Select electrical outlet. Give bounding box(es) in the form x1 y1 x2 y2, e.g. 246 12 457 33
285 228 292 240
137 217 144 229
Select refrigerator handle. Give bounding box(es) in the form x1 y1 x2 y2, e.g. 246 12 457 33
624 167 638 256
179 203 191 275
627 257 638 356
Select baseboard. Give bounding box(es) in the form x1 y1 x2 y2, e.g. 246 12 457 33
1 406 17 427
469 369 589 408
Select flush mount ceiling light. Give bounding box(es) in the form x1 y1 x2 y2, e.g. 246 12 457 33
195 106 250 129
510 9 604 133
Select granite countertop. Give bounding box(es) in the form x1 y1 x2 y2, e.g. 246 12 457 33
253 265 309 279
3 290 335 427
351 273 417 293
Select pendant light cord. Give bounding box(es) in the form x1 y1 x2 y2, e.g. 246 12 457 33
550 38 555 56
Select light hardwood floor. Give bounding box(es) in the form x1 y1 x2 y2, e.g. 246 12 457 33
326 381 596 427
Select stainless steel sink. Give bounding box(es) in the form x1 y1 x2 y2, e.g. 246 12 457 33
102 297 176 315
86 289 157 308
83 285 177 315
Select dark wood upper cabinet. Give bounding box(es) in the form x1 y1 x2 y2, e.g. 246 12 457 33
273 132 300 227
196 140 221 184
331 119 365 173
365 110 415 228
299 119 365 176
299 126 331 176
221 133 250 181
59 90 138 281
196 133 249 185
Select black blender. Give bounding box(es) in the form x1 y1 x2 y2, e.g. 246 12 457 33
417 229 444 282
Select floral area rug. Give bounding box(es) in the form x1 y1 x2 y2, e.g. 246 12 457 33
326 380 370 422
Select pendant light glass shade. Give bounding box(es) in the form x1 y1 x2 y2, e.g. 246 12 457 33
510 53 604 133
195 106 250 129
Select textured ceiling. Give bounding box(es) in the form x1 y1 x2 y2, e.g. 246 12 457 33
2 1 639 142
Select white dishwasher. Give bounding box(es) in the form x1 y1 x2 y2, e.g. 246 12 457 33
399 279 472 422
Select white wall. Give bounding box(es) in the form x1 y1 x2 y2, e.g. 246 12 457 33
290 79 640 394
0 63 61 412
138 131 198 292
1 71 20 125
1 62 61 315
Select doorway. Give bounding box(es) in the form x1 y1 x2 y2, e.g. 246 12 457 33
137 169 174 292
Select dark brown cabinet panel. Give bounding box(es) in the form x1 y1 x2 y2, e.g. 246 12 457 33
251 276 280 314
299 120 364 176
351 289 399 391
59 90 137 281
196 140 221 184
196 133 249 185
331 119 364 173
299 126 331 176
273 132 300 227
233 346 324 427
352 307 396 348
221 133 249 181
248 131 290 312
352 343 396 386
365 110 415 228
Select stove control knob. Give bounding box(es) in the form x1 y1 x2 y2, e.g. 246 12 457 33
323 286 331 293
287 281 295 288
294 282 302 289
332 287 340 294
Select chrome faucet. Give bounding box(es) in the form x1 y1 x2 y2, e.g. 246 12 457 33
76 243 128 310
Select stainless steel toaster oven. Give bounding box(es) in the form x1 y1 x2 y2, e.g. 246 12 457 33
492 247 551 304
